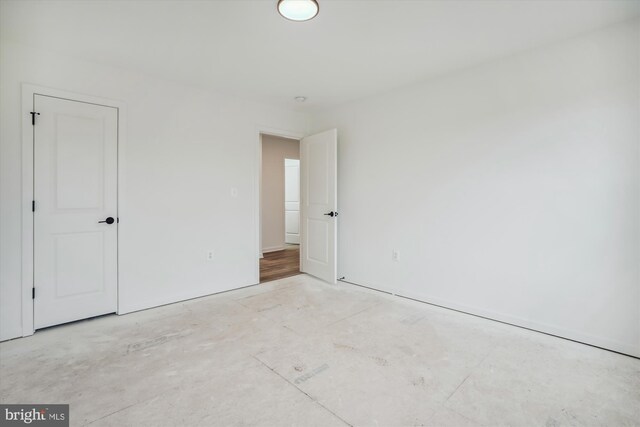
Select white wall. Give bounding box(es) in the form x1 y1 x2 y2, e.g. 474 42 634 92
310 20 640 356
2 20 638 358
0 40 308 340
261 135 299 252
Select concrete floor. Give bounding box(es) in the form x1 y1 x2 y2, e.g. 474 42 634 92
1 275 639 427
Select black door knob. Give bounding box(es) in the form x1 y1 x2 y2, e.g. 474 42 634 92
98 217 115 224
324 211 338 217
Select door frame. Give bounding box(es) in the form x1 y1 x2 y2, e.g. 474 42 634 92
255 127 304 283
21 84 127 337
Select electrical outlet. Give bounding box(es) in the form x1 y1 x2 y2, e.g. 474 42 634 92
392 250 400 262
207 250 214 261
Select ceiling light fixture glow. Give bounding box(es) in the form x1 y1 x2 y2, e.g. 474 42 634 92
278 0 319 22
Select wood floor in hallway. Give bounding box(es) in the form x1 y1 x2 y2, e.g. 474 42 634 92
260 245 300 283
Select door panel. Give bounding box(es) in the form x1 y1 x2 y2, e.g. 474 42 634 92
307 219 329 263
285 159 300 244
34 94 118 329
55 114 105 209
308 142 329 205
54 232 105 297
285 211 300 233
300 129 337 283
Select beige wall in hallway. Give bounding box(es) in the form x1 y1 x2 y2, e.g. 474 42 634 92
261 135 299 253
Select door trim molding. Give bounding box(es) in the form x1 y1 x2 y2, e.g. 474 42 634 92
255 126 304 284
21 84 127 337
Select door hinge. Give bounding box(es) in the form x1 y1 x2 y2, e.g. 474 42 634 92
30 111 40 126
32 200 35 212
32 288 35 299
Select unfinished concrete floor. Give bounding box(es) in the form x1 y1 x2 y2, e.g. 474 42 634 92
1 275 639 426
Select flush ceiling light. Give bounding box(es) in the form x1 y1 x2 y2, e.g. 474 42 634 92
278 0 319 22
294 96 307 102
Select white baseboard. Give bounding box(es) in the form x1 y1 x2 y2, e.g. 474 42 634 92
341 279 640 358
118 281 258 315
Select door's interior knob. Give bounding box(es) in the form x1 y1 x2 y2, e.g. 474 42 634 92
324 211 337 217
98 217 115 224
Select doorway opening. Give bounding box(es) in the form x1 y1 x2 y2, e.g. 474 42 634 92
260 134 301 283
256 128 338 285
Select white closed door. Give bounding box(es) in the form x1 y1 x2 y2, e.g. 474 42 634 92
33 94 118 329
285 158 300 244
300 129 337 284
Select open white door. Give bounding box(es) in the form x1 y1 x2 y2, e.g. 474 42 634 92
33 94 118 329
300 129 337 284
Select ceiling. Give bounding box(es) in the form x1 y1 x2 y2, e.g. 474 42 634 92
1 0 638 111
